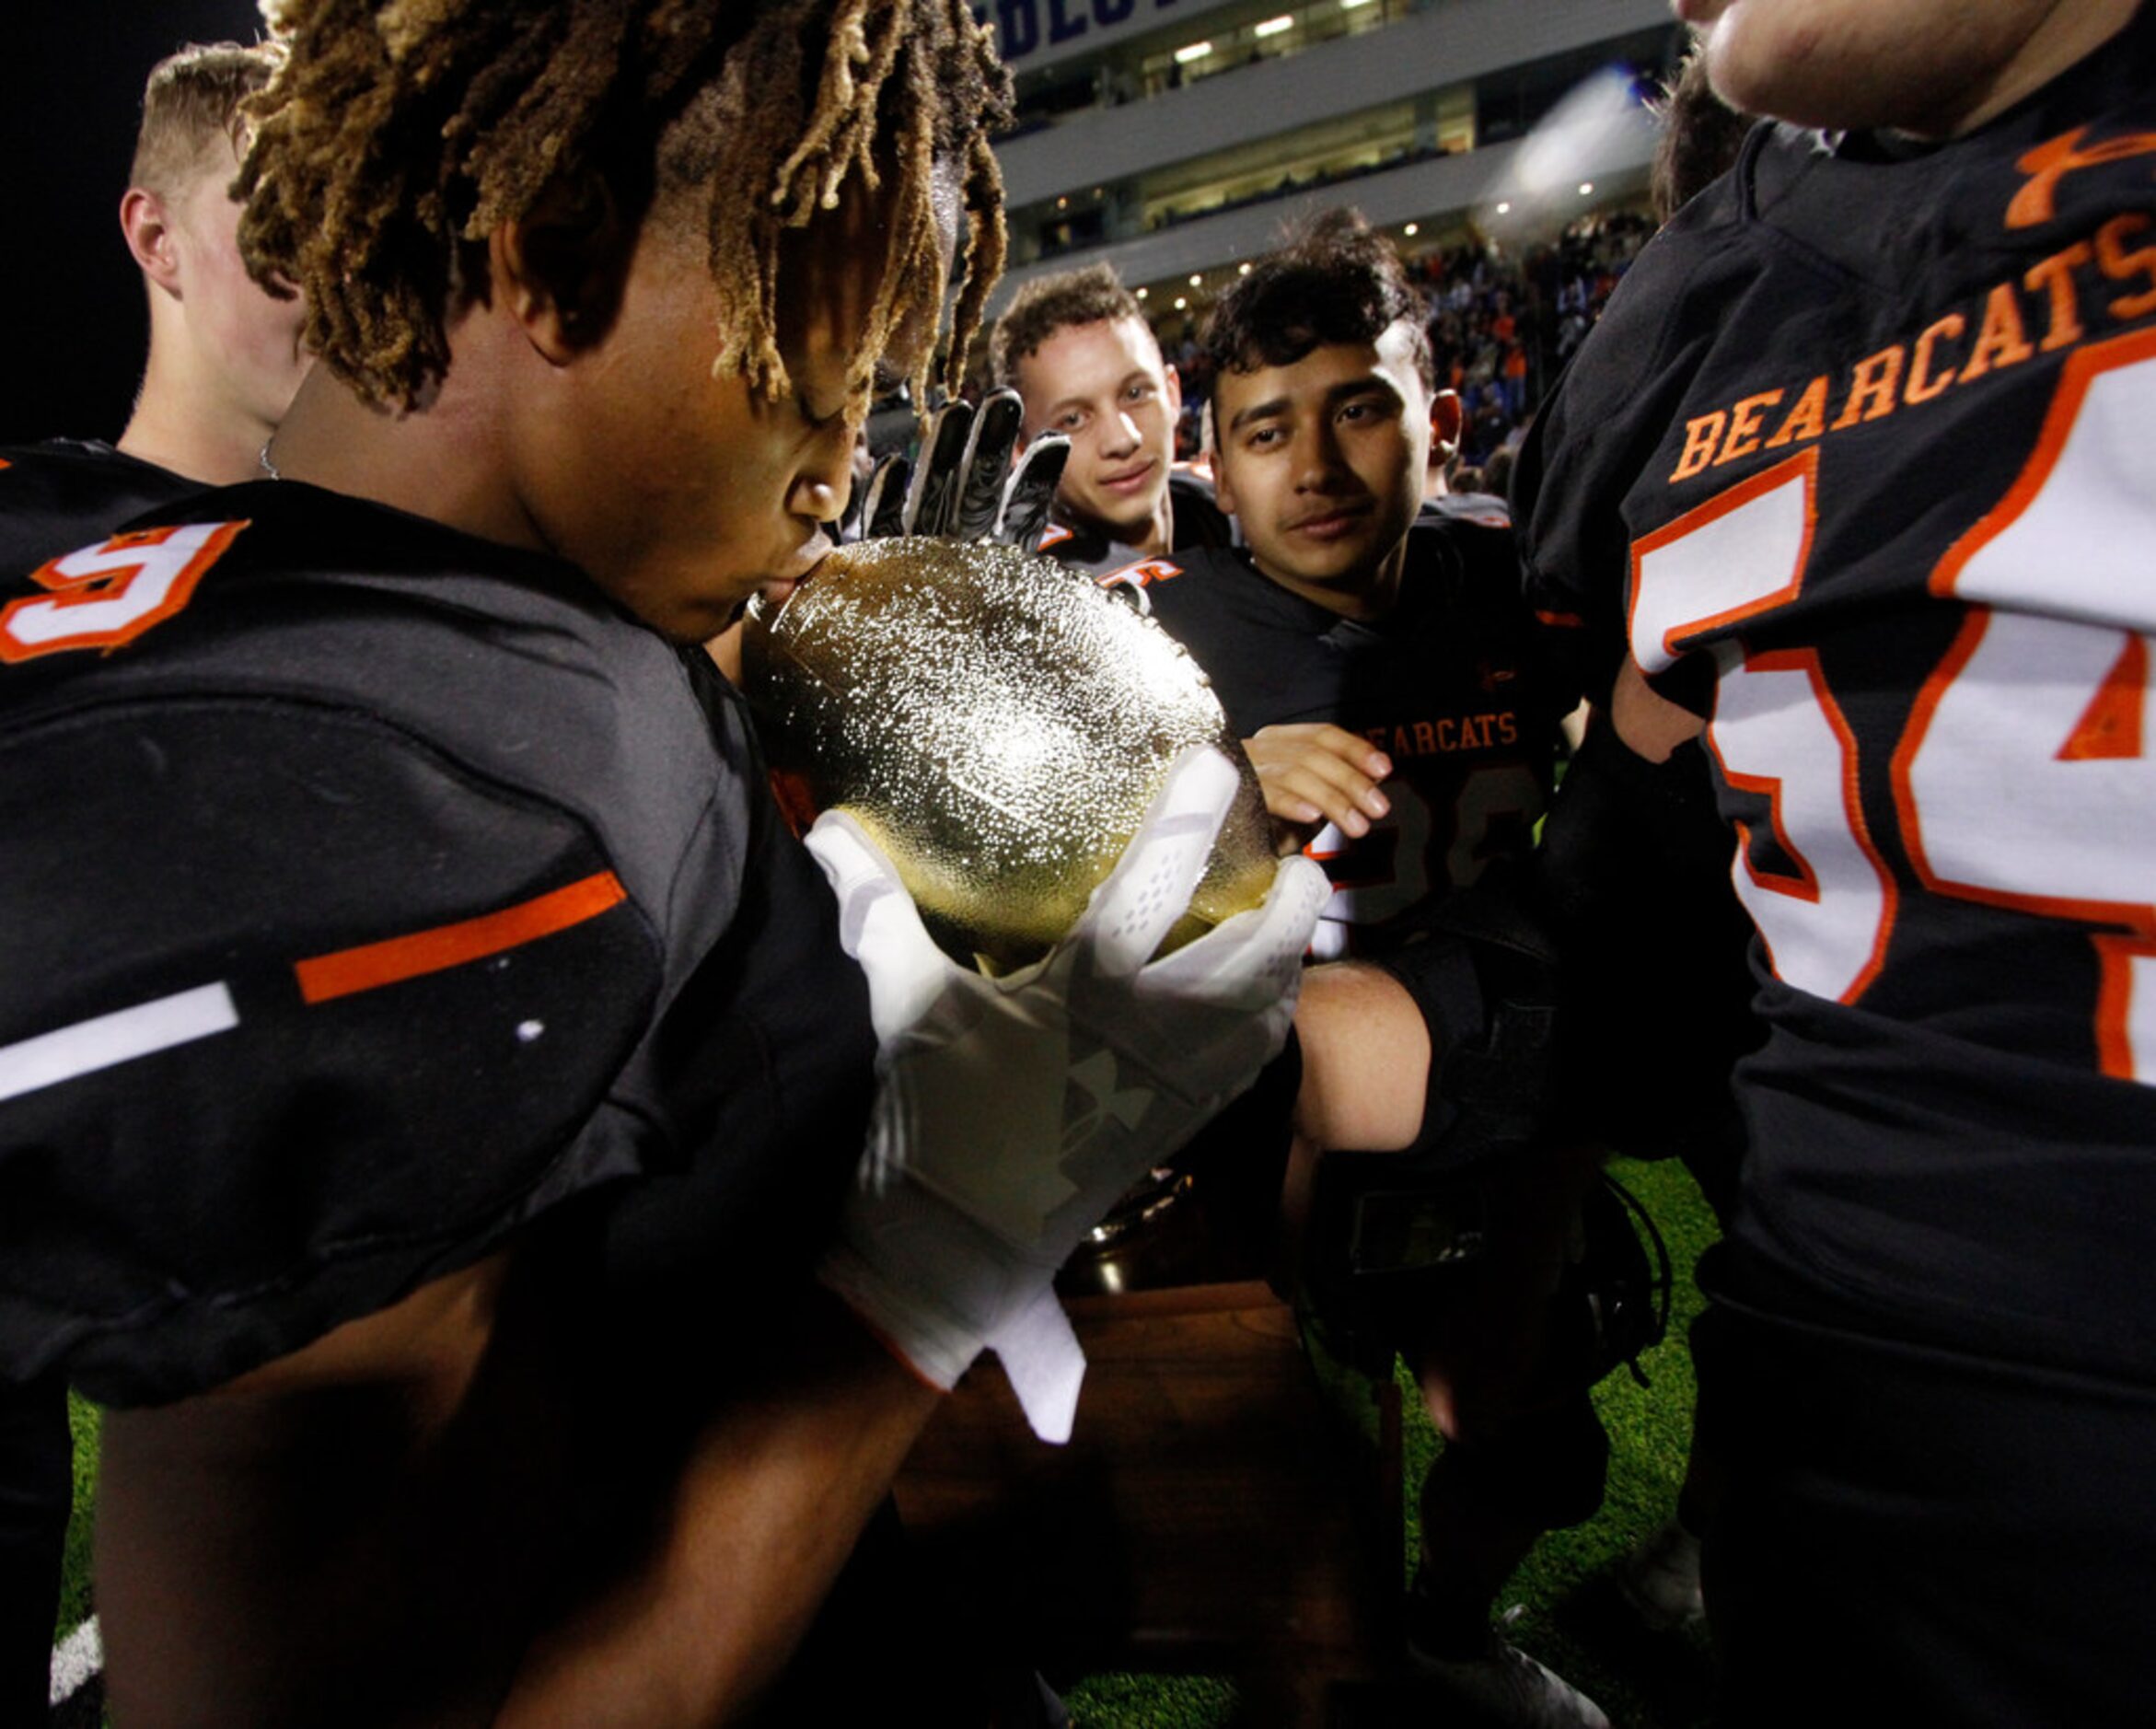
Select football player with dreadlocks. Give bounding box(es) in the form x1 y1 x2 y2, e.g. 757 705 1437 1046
0 3 1322 1722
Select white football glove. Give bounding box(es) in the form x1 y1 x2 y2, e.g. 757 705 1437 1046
809 747 1327 1442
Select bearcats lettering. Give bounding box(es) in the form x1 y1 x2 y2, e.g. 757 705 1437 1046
1366 711 1521 757
1671 208 2156 482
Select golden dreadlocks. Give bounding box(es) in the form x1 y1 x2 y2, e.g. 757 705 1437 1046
237 0 1011 412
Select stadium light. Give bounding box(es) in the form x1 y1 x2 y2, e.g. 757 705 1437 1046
1340 0 1374 10
1188 273 1202 285
1255 16 1292 37
1174 296 1188 309
1136 285 1149 299
1174 41 1213 63
1403 222 1419 237
1496 200 1513 215
1579 181 1594 195
1238 261 1252 274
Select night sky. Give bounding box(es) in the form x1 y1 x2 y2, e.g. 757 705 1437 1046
5 1 272 447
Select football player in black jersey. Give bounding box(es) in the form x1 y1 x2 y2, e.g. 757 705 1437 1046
1516 0 2153 1719
991 261 1234 574
0 41 308 564
0 41 305 1723
1139 214 1565 960
0 5 1325 1723
1115 211 1607 1726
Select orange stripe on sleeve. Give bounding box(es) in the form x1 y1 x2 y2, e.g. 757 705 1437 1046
295 871 628 1005
1534 608 1586 629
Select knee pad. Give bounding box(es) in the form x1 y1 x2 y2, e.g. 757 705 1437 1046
1303 876 1561 1371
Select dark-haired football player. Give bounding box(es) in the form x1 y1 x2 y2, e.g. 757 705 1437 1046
1111 209 1606 1726
0 41 307 1720
1517 0 2155 1718
992 261 1233 574
1163 215 1561 932
0 5 1323 1723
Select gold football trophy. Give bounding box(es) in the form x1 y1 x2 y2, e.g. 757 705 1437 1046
740 536 1279 971
741 536 1287 1263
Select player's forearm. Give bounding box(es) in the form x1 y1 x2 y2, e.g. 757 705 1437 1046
494 1289 940 1727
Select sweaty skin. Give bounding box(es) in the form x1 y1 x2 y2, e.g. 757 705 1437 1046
1013 314 1183 554
1211 320 1436 841
1679 0 2141 139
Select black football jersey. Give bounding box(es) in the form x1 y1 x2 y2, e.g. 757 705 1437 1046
1418 489 1513 532
1119 520 1566 960
1515 10 2156 1376
0 481 874 1405
0 439 201 569
1035 467 1235 577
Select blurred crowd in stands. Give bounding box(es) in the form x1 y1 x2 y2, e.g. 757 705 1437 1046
1160 207 1657 484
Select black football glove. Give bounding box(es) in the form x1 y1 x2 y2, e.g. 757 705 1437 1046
860 389 1070 553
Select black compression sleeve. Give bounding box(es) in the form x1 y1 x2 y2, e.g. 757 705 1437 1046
1535 719 1763 1166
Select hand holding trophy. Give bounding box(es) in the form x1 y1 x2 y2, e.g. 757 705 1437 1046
742 525 1322 1441
810 748 1324 1442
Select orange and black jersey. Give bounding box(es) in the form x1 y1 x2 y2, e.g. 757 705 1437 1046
1117 523 1568 961
1515 7 2156 1377
0 439 200 571
1035 469 1234 579
0 481 873 1406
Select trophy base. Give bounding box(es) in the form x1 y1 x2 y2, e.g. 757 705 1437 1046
1083 1165 1195 1249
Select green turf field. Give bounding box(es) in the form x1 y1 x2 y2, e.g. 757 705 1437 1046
1058 1154 1721 1727
52 1156 1718 1726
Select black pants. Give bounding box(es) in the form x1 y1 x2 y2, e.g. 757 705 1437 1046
1698 1247 2156 1725
0 1375 70 1725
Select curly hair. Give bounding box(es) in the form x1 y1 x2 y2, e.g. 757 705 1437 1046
130 41 285 203
236 0 1011 412
989 261 1150 387
1200 206 1432 388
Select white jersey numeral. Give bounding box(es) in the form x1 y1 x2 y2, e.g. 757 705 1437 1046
1632 334 2155 1082
1303 763 1541 961
1304 783 1434 962
1633 452 1895 1004
1 519 246 662
1896 336 2156 1078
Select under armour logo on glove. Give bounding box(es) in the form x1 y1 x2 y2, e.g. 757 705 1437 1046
810 747 1327 1441
1064 1047 1154 1147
